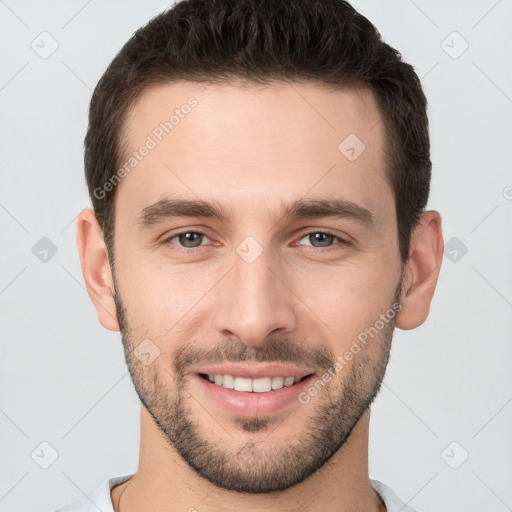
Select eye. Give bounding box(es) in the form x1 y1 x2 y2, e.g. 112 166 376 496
295 231 348 250
163 231 211 250
161 229 350 253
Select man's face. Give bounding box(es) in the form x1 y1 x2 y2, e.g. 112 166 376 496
111 81 403 493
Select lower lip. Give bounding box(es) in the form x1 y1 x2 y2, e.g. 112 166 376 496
193 374 315 417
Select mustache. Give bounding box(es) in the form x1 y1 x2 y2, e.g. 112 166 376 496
172 337 336 377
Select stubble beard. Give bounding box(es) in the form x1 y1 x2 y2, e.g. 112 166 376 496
112 273 400 494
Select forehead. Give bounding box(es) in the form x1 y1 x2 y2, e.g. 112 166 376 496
116 80 392 224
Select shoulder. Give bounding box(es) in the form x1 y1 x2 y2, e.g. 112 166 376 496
51 473 134 512
370 479 419 512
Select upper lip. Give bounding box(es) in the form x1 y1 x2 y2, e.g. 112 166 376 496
192 362 315 380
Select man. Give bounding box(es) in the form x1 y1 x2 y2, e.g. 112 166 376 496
56 0 443 510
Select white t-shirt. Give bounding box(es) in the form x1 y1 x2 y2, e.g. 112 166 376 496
52 473 417 512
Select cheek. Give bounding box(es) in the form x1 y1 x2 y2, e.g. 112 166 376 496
291 262 396 338
115 256 218 339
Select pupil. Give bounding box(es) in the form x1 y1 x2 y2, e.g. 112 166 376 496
180 232 201 247
312 233 332 247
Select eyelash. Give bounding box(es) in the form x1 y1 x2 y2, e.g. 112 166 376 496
161 229 351 253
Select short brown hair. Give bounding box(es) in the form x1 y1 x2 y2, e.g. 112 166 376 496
85 0 431 263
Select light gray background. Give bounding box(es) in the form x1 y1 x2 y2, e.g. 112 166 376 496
1 1 511 511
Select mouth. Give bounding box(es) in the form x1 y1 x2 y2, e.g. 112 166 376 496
198 373 311 392
191 364 317 417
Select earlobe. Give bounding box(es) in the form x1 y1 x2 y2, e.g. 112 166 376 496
76 208 120 331
395 211 443 331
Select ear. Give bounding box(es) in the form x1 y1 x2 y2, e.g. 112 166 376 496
76 208 120 331
395 210 443 330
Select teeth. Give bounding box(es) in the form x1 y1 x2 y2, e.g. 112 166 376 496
271 376 284 389
252 377 272 392
206 374 304 392
222 374 235 389
284 376 294 386
234 377 252 392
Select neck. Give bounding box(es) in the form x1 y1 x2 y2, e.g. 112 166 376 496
112 407 385 512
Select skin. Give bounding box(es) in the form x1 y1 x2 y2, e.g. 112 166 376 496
77 80 443 511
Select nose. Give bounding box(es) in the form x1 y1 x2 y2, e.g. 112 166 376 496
213 244 299 347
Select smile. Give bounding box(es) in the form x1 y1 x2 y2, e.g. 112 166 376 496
199 373 310 392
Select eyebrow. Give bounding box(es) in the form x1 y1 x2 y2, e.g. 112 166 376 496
135 197 374 229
